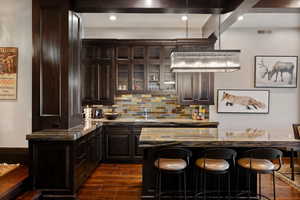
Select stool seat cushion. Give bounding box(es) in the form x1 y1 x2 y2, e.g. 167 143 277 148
238 158 275 171
195 158 229 171
154 158 187 171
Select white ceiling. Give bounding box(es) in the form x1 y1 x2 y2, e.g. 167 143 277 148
81 13 300 30
232 13 300 28
81 13 211 29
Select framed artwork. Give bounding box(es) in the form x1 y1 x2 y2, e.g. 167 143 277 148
217 89 270 114
0 47 18 100
292 124 300 139
255 56 298 88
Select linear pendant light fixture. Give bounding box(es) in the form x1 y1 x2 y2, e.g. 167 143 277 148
171 9 241 73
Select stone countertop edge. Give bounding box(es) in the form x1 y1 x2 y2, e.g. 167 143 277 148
91 118 219 126
26 124 100 141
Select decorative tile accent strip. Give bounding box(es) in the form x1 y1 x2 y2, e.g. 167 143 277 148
96 94 209 119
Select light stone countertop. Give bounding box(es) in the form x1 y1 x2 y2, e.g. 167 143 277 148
139 127 300 148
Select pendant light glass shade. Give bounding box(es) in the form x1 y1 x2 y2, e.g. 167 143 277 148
170 50 241 73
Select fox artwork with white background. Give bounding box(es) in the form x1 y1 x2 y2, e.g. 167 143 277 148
221 92 266 110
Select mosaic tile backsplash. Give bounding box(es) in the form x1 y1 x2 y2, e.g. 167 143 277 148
96 94 209 119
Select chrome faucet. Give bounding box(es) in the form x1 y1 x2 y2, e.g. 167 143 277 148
143 108 149 120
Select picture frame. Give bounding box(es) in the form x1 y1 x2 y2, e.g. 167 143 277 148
217 89 270 114
254 55 298 88
292 124 300 139
0 47 18 100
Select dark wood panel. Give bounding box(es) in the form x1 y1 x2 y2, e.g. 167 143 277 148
40 8 61 116
254 0 300 8
69 12 83 128
0 148 28 165
32 0 82 130
73 0 244 13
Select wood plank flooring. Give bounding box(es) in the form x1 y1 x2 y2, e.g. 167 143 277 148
0 165 29 200
77 164 300 200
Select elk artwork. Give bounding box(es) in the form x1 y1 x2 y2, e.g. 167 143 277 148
258 59 295 84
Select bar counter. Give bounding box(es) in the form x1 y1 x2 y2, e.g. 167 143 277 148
139 127 300 148
139 127 300 199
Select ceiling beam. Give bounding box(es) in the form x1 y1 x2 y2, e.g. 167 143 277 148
202 0 261 38
249 7 300 13
73 0 243 14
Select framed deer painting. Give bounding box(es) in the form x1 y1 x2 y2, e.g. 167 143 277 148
255 56 298 88
217 89 270 114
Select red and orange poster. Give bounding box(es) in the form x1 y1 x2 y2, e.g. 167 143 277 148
0 47 18 100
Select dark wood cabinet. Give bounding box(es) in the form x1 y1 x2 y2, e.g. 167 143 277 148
32 0 82 130
81 41 115 105
177 72 214 105
104 126 142 163
29 128 103 199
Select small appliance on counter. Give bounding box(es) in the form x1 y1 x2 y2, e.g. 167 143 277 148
93 105 104 119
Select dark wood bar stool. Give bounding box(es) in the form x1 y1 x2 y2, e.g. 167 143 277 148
154 148 192 200
194 148 237 200
237 148 283 200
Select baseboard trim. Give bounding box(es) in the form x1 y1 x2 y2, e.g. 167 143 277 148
0 148 28 165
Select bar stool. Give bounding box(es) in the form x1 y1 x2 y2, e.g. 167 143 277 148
194 148 237 200
154 147 192 200
237 148 283 200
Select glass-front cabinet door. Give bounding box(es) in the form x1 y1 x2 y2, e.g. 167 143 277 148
133 63 146 91
148 64 160 91
117 63 130 92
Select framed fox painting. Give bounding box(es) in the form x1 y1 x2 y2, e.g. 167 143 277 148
217 89 270 114
254 56 298 88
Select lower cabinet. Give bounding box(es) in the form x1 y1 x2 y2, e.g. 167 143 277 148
104 126 143 163
29 127 103 199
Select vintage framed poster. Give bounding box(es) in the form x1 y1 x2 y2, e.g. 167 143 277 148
217 89 270 114
0 47 18 100
254 56 298 88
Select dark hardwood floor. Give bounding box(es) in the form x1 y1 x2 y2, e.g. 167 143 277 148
77 163 300 200
14 161 300 200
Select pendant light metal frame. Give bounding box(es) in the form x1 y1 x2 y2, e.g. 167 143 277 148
170 12 241 73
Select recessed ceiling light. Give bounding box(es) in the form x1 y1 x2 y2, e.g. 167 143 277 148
181 15 188 21
109 15 117 21
238 16 244 21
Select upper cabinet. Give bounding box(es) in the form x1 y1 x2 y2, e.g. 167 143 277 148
81 41 115 105
81 38 216 105
115 45 176 95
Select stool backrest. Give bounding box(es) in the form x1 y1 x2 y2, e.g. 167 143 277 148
155 147 193 165
242 148 282 160
201 148 237 166
242 148 283 170
202 148 237 160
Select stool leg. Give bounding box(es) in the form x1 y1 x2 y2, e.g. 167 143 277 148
179 173 182 199
258 173 261 200
248 169 251 199
236 167 240 193
203 170 206 200
228 172 231 200
218 175 221 198
272 171 276 200
291 149 295 181
158 171 162 200
184 171 187 200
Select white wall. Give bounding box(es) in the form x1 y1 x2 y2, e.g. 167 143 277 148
210 28 300 129
0 0 32 147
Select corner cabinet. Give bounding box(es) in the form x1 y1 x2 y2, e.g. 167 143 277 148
28 127 103 199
